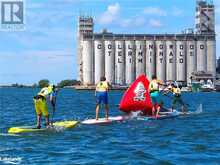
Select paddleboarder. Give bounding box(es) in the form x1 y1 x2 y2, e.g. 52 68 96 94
168 83 187 113
50 85 58 125
33 84 56 129
95 76 110 120
149 75 163 117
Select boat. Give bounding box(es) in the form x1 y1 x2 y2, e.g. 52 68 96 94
200 79 215 92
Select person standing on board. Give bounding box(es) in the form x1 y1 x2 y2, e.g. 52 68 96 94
168 83 187 113
95 76 110 120
149 75 163 117
33 84 56 129
50 85 58 113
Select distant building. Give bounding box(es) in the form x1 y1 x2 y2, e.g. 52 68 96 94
77 0 216 86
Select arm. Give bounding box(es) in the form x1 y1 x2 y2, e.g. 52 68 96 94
107 82 112 90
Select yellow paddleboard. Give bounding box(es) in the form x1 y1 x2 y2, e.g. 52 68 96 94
8 120 78 134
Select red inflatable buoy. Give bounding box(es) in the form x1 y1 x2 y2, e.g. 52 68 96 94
119 75 152 113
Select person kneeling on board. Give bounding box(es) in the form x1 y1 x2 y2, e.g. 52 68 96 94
95 76 110 120
149 75 163 117
33 85 57 129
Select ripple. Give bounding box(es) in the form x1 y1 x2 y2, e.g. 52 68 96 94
1 89 220 164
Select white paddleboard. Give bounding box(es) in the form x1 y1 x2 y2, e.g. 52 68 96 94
81 116 124 125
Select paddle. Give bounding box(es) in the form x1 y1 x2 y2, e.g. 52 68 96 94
50 89 58 126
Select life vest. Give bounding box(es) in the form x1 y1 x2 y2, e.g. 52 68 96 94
96 81 108 92
38 85 53 98
149 80 159 92
172 87 181 96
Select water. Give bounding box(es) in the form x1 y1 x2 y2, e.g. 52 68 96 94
1 88 220 165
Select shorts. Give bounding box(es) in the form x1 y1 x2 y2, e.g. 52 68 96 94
172 96 184 107
150 91 161 105
34 98 49 117
96 91 108 104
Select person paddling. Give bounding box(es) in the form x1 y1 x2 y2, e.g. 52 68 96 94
149 75 163 117
95 76 110 120
33 84 56 129
168 83 187 113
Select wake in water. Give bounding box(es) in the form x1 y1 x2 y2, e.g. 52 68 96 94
0 156 22 165
127 104 203 121
186 104 203 115
0 133 21 137
195 104 203 114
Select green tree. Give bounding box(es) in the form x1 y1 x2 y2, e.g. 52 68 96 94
57 79 81 88
38 79 50 88
32 83 38 88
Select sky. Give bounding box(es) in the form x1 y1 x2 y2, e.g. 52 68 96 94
0 0 220 85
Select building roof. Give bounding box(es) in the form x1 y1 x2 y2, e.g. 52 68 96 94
82 33 215 40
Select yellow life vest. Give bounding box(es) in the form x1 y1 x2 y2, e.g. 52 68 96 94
96 81 108 92
38 85 53 97
149 80 159 92
172 87 181 96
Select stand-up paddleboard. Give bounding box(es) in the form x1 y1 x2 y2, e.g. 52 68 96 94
81 116 126 125
137 110 189 121
8 120 78 134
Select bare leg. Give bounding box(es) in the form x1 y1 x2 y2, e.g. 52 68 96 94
152 106 155 116
156 106 161 117
96 104 100 120
45 115 50 127
37 114 42 129
104 104 109 120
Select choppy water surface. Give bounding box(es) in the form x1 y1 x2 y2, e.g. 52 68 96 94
1 88 220 165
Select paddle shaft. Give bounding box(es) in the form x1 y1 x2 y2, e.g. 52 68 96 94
50 90 58 125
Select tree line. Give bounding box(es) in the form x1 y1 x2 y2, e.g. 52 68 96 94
9 79 81 88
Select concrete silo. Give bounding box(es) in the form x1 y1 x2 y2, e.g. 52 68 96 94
125 40 135 84
146 40 156 80
176 40 186 82
207 39 216 78
156 40 166 82
115 40 125 85
105 40 115 84
196 40 207 72
135 40 145 78
166 40 176 81
94 40 104 84
82 40 93 85
186 40 196 84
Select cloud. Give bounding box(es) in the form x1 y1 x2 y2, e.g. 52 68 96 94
97 3 120 25
97 4 166 29
143 7 167 16
120 17 146 28
149 19 163 28
0 49 75 85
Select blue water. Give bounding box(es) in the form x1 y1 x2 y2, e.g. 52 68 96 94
1 88 220 165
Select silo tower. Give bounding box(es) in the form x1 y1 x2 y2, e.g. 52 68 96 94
77 16 94 83
195 0 215 34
